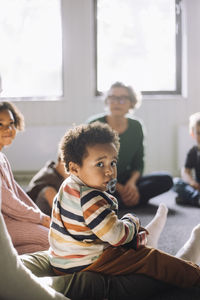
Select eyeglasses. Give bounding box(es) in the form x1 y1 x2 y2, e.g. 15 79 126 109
107 95 130 104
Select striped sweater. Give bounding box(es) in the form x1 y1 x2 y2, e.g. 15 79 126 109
49 174 140 273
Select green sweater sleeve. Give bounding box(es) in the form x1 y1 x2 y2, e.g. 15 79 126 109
117 118 144 184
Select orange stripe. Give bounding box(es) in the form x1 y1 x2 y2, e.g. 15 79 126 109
95 213 117 238
53 210 62 221
51 250 86 259
84 198 107 219
63 221 89 232
50 231 94 247
53 210 89 232
64 184 80 198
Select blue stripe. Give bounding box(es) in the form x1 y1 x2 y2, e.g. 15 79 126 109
51 222 96 241
53 196 58 205
81 190 113 206
53 263 90 274
87 209 111 229
57 200 84 222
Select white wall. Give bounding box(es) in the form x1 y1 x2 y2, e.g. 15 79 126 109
3 0 200 176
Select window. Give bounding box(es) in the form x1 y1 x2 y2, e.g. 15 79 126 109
0 0 63 100
95 0 182 95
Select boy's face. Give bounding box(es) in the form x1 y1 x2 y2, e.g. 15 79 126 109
70 143 118 191
193 124 200 145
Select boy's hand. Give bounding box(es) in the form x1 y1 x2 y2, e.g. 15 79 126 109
136 230 148 248
138 226 149 235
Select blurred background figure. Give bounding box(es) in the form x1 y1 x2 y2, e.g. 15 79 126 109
87 82 173 209
173 112 200 208
27 154 68 216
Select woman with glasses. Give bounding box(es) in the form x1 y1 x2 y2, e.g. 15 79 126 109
87 82 173 209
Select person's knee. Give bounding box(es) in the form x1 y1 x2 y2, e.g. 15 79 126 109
66 271 108 300
163 173 173 189
21 250 54 277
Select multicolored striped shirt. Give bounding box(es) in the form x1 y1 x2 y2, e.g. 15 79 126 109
49 174 140 273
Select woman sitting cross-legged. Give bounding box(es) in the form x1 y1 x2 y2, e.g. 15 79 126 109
87 82 173 209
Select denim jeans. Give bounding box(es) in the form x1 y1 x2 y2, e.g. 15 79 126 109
173 178 200 205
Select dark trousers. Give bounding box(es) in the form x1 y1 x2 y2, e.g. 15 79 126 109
115 172 173 209
21 251 200 300
137 172 173 204
173 177 200 206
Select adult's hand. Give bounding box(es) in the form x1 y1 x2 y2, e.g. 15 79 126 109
190 180 200 191
41 214 51 228
43 186 57 208
117 182 140 206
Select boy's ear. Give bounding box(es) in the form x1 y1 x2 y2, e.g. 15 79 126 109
68 162 80 175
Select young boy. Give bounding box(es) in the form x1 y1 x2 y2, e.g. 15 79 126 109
49 122 200 288
174 112 200 207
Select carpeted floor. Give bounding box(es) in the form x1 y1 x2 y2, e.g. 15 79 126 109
119 190 200 256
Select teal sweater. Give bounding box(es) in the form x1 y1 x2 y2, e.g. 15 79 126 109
88 115 144 184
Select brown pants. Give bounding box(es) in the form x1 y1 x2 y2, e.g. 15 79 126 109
83 246 200 288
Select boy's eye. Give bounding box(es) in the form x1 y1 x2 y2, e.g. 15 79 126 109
96 162 104 167
111 161 117 167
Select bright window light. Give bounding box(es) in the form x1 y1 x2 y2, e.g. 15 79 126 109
0 0 63 99
96 0 181 94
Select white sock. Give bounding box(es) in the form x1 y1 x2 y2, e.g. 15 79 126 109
145 203 168 248
175 224 200 264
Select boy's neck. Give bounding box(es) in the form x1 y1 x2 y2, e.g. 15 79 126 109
70 173 85 186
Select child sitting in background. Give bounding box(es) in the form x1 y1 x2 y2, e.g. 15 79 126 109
27 154 68 216
174 112 200 207
49 121 200 288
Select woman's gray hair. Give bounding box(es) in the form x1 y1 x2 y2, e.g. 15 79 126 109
105 81 142 109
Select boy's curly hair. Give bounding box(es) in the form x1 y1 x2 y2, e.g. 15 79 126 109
60 121 120 172
0 102 25 131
